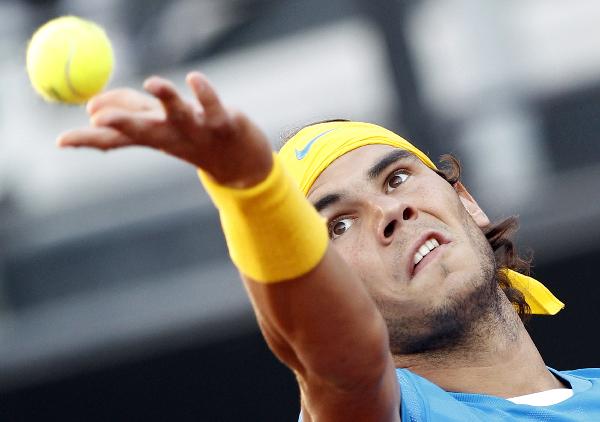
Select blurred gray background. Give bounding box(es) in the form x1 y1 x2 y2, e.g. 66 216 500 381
1 0 600 420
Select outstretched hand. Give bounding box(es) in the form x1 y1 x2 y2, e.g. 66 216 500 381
57 72 273 188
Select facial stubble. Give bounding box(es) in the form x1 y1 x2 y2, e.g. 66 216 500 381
383 216 500 356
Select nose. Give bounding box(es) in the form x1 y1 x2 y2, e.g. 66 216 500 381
369 195 417 245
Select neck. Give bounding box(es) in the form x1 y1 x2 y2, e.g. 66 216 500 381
393 293 565 398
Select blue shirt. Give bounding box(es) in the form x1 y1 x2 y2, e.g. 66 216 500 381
398 367 600 421
299 368 600 421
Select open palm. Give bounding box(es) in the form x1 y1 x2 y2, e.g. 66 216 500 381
58 72 273 188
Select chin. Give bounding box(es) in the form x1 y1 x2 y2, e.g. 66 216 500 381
386 267 498 355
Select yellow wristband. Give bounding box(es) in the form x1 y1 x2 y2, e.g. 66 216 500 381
198 152 329 283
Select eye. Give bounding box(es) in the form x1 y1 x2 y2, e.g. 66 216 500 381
385 170 409 193
328 217 354 240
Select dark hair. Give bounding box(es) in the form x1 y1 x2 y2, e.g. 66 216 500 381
437 155 531 322
280 119 532 322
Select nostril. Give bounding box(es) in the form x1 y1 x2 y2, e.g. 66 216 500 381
383 221 396 238
403 208 414 221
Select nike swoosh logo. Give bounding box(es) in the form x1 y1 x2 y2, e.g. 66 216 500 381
294 129 336 160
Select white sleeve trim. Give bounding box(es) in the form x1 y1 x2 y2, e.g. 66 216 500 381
507 388 574 406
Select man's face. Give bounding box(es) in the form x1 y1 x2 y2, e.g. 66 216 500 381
307 145 498 355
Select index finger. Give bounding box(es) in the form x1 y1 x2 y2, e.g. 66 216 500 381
186 72 228 127
143 76 197 127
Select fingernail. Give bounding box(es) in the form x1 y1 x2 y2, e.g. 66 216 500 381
193 77 203 94
143 79 155 92
91 114 106 127
86 100 96 114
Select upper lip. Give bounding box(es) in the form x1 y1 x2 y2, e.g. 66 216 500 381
406 230 451 278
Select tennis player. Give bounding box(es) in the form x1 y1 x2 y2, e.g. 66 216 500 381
58 73 600 421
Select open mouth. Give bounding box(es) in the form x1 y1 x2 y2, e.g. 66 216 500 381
413 238 440 266
408 232 450 278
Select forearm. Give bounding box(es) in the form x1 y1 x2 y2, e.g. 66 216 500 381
242 247 392 388
200 153 392 388
243 248 400 422
192 113 399 418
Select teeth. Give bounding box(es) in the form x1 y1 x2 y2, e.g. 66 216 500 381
413 252 423 265
413 238 440 267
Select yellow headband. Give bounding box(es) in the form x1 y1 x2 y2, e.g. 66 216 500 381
278 121 564 316
279 121 437 195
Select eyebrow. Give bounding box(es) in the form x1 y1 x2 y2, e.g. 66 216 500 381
366 149 416 181
311 150 417 213
313 193 342 213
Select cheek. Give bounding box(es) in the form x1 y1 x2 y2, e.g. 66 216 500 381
334 240 372 275
332 237 384 290
407 181 451 217
417 183 469 230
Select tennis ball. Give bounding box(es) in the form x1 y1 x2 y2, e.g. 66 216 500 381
26 16 114 104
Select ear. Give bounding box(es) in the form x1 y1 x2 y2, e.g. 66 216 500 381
454 182 490 228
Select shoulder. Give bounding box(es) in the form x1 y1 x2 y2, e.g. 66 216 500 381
550 367 600 396
557 368 600 379
396 368 482 421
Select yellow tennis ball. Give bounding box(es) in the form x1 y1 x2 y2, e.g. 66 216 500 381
26 16 114 104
